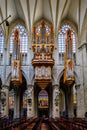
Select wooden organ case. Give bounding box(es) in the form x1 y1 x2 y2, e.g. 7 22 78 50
64 29 74 86
11 29 22 86
32 21 54 89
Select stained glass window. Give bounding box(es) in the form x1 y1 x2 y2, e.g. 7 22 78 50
38 90 48 108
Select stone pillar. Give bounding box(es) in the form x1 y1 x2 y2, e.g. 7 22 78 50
77 84 85 117
1 85 9 117
52 85 60 118
67 87 74 117
53 34 59 65
14 88 21 118
77 43 86 117
27 85 35 118
49 85 52 118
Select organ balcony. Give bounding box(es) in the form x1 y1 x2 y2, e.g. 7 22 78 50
32 20 54 89
32 44 54 66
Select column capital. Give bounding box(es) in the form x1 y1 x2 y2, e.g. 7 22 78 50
2 84 9 90
27 84 33 89
53 84 59 89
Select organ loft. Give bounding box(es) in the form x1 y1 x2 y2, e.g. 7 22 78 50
0 0 87 130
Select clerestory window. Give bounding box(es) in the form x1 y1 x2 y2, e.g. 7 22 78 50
0 27 4 65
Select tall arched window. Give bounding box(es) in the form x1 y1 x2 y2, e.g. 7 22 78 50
38 90 48 108
0 27 4 65
58 24 76 64
9 25 28 65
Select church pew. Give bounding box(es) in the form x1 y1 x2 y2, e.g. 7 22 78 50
55 117 87 130
48 118 60 130
13 117 40 130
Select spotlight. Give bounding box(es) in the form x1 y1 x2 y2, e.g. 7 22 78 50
0 15 11 26
6 21 9 26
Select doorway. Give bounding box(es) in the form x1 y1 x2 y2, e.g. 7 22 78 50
38 89 49 118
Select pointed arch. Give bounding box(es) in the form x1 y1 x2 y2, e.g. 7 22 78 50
5 70 29 87
57 69 80 87
57 21 77 65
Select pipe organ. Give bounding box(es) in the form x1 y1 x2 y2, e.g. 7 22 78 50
32 21 54 89
11 29 22 86
64 29 74 86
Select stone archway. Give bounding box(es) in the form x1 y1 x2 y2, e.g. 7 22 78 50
4 70 29 118
57 70 80 117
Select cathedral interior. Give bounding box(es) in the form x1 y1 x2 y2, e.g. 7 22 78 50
0 0 87 129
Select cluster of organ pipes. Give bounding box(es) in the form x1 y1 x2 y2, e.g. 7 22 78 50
11 22 74 87
32 21 54 44
11 29 22 86
32 21 54 89
64 29 74 85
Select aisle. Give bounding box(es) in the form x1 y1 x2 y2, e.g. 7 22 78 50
41 123 48 130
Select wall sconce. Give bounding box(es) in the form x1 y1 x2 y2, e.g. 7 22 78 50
27 98 32 106
55 98 59 106
75 84 81 89
55 89 60 106
1 91 6 111
0 15 11 26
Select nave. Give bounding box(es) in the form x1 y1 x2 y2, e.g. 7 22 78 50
0 114 87 130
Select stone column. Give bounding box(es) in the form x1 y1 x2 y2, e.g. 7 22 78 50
14 88 21 118
67 87 74 117
27 85 35 118
77 84 85 117
52 85 60 118
77 43 86 117
53 34 59 65
49 85 53 118
1 85 9 117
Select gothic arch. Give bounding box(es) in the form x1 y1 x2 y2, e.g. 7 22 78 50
57 69 80 87
58 19 78 36
5 70 29 87
8 19 27 38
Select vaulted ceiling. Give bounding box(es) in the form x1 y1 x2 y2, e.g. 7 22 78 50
0 0 87 35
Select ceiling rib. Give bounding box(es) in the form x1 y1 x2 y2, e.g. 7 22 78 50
33 0 38 25
26 0 31 32
49 0 54 24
